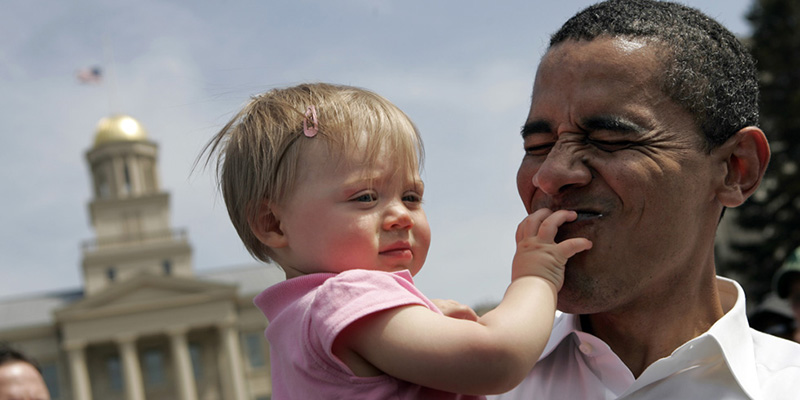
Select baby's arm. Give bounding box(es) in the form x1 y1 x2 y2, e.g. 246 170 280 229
430 298 479 321
334 209 591 395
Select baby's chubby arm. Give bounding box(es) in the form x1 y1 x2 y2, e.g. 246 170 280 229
333 209 591 395
431 298 479 321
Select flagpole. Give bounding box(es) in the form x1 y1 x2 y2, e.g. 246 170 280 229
102 34 119 115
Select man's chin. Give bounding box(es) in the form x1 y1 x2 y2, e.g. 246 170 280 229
556 301 587 315
556 286 607 315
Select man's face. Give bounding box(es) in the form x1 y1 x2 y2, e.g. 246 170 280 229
0 361 50 400
517 38 724 314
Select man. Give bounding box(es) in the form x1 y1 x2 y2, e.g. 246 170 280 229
0 344 50 400
495 0 800 398
774 246 800 342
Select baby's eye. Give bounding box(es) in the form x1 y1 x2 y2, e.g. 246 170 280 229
353 193 377 202
403 192 422 204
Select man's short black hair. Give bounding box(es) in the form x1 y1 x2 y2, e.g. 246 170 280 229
551 0 759 151
0 342 40 372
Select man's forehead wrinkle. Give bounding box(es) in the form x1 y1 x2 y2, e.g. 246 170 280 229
581 115 647 134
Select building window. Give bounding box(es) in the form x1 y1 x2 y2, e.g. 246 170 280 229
107 356 123 392
143 349 166 386
40 363 60 399
107 267 116 282
162 260 172 276
189 343 203 379
244 332 266 368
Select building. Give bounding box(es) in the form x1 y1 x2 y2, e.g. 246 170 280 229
0 115 283 400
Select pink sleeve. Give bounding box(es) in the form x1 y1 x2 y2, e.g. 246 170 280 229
305 270 435 372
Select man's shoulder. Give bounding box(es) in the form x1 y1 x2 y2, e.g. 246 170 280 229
749 329 800 398
750 328 800 370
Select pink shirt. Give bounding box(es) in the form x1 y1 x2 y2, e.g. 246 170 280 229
254 269 484 400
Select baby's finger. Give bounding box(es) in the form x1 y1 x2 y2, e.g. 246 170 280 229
516 208 553 243
537 209 578 241
556 237 593 258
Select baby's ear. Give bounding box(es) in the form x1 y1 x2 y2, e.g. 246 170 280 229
249 200 288 248
714 126 770 207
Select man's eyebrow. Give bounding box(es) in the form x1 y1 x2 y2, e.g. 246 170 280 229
581 115 646 134
521 120 552 137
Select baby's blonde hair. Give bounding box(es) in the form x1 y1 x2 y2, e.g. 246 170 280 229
201 83 424 263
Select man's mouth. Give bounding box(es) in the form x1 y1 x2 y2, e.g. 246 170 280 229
575 211 603 222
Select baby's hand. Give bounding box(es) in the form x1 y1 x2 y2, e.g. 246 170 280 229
512 209 592 290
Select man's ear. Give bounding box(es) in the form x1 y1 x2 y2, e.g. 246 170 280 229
249 200 289 248
714 126 770 207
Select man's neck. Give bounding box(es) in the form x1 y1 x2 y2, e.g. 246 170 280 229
580 274 724 378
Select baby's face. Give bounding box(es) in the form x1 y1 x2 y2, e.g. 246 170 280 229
271 139 430 279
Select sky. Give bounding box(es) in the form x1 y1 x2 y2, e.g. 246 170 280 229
1 0 755 308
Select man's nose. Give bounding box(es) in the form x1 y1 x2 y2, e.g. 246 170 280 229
531 142 592 195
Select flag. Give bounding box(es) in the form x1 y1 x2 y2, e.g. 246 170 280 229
76 66 102 84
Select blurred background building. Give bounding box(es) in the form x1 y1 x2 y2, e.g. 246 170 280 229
0 115 283 400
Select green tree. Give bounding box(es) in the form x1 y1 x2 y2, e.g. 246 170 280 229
723 0 800 303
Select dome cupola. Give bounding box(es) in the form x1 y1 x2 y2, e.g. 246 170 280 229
93 114 148 147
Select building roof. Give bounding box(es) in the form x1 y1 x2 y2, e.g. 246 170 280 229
0 289 83 331
197 263 284 296
0 264 284 332
93 114 148 147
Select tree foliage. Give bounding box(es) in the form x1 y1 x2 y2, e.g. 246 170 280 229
723 0 800 302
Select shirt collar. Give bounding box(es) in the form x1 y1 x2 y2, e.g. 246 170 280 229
540 276 760 399
704 276 761 399
540 309 580 360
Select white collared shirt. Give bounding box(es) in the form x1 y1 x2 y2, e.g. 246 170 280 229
492 277 800 400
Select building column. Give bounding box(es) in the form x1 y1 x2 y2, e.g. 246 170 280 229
117 335 145 400
65 342 92 400
168 327 198 400
113 157 125 197
126 155 142 196
218 323 247 400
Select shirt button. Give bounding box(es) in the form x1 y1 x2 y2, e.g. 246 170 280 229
579 342 593 354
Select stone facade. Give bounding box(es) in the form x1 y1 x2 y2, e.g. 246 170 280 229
0 115 283 400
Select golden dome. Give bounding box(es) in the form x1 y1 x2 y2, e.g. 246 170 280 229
93 114 148 146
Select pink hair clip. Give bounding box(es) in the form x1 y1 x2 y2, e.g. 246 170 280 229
303 105 319 138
